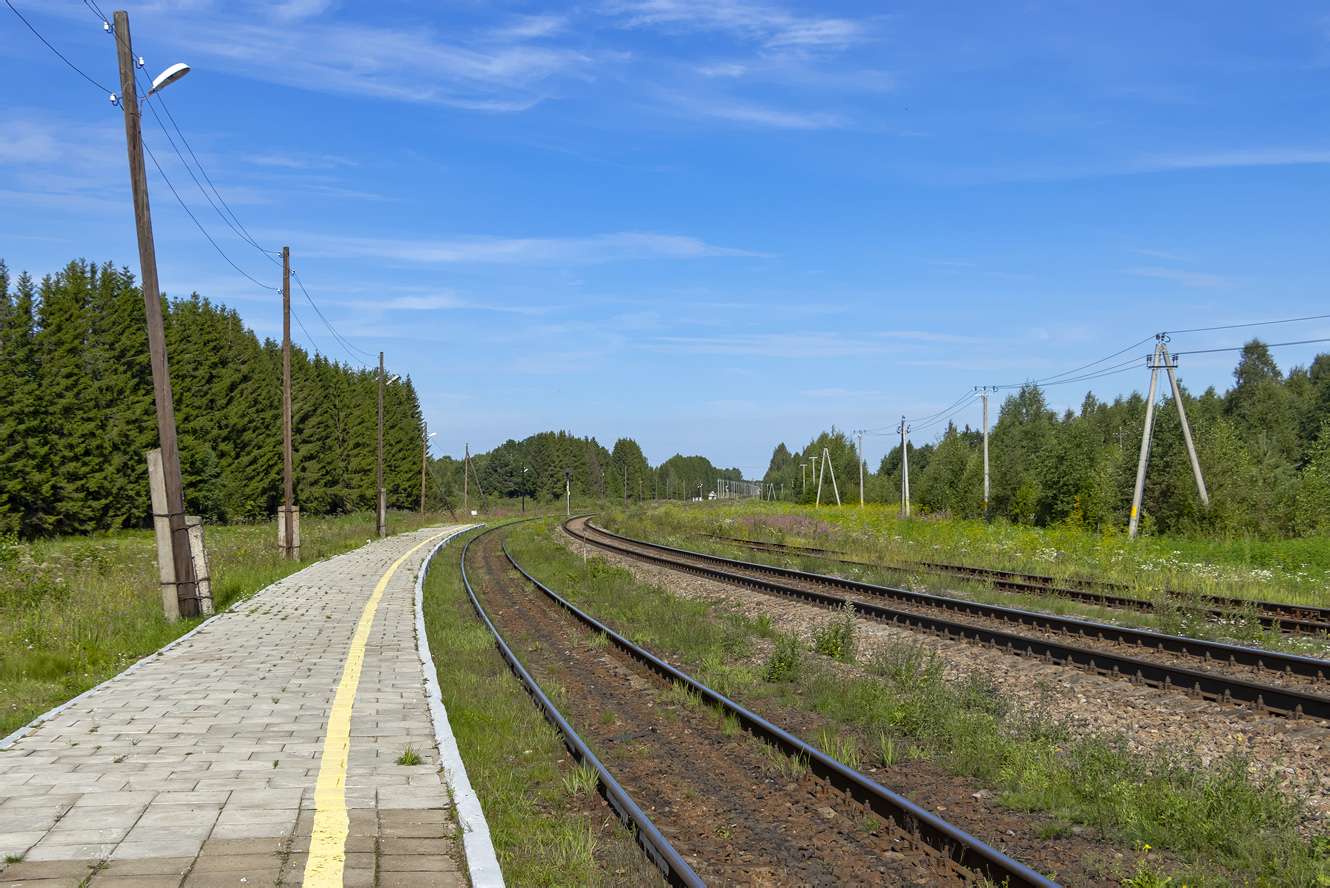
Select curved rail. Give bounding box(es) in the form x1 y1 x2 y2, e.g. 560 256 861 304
702 533 1330 635
573 519 1330 721
520 524 1058 888
460 523 705 888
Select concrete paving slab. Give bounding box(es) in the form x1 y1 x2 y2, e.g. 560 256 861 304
0 525 494 888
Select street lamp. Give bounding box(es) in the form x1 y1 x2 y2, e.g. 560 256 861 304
115 10 201 618
521 464 529 513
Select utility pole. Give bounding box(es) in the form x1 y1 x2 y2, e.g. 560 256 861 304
856 431 864 507
377 352 386 538
975 387 995 523
564 469 572 517
463 443 469 516
279 246 299 559
899 417 910 519
1129 334 1209 538
115 11 199 616
521 463 527 512
800 463 807 497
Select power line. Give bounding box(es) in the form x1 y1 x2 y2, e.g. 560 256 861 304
150 93 281 262
1173 337 1330 357
291 271 378 364
141 140 277 292
6 0 114 95
1168 313 1330 335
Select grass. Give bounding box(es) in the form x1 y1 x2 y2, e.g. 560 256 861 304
603 501 1330 610
395 743 423 766
602 503 1330 655
0 509 448 739
506 514 1330 888
420 520 664 886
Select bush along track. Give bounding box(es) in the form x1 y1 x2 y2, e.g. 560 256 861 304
532 517 1330 887
475 520 1055 887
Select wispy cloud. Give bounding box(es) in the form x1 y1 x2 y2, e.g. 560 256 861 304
800 388 877 397
319 232 770 265
157 14 592 111
689 99 843 129
1126 247 1191 262
1145 148 1330 170
875 330 986 344
602 0 866 50
244 151 357 169
1123 266 1236 289
649 332 880 358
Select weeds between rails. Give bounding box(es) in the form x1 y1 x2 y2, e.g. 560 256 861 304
574 517 1330 723
482 522 1049 887
701 533 1330 636
543 517 1330 886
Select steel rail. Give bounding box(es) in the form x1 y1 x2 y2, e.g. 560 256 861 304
523 526 1059 888
575 520 1330 720
460 523 705 888
701 534 1330 635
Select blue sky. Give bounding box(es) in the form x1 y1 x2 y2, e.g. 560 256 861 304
4 1 1330 475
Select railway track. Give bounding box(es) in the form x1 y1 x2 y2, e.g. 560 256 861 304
461 522 1058 887
701 534 1330 636
571 518 1330 722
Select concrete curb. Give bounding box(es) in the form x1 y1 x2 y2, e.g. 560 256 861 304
0 555 328 752
414 525 505 888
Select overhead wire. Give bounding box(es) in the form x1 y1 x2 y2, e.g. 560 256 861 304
6 0 113 94
23 2 383 375
1173 337 1330 357
141 141 276 291
1168 314 1330 335
291 271 378 364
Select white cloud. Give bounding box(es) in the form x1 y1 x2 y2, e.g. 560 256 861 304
1123 266 1236 289
319 232 770 265
1146 148 1330 171
649 332 880 358
244 152 356 169
692 100 842 129
602 0 865 50
800 388 878 397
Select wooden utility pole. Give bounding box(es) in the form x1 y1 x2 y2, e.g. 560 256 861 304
463 444 469 515
279 247 299 559
377 352 386 538
116 11 199 615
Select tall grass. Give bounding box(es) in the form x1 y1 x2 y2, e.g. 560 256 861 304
0 510 444 738
510 517 1330 887
604 502 1330 612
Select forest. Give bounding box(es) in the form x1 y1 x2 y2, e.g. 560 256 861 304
5 258 1327 543
763 343 1330 541
0 259 742 538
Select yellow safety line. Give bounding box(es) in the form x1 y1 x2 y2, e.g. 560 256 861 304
303 530 452 886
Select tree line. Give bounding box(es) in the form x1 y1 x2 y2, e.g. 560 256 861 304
0 259 426 537
424 433 746 511
0 258 750 538
763 342 1330 540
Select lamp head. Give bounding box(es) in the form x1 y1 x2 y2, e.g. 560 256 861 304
387 374 400 385
148 62 190 95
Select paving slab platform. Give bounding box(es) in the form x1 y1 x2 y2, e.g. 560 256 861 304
0 525 495 887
